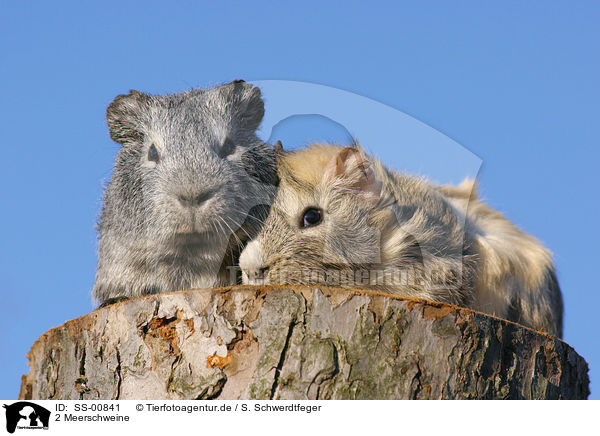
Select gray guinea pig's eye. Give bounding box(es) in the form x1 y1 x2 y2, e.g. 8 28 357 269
300 207 323 228
219 138 236 158
148 144 159 163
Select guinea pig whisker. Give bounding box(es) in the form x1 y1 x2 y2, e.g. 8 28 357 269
221 217 246 251
228 205 268 226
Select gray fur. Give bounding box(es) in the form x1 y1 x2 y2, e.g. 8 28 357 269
93 81 277 307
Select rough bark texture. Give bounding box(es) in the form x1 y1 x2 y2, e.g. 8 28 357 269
20 286 589 400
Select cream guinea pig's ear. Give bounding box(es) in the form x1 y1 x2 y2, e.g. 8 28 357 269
273 140 285 162
323 147 382 205
273 140 292 180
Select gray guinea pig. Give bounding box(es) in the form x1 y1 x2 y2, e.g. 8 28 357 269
93 80 278 307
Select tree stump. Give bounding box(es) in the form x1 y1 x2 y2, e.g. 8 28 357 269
19 286 589 400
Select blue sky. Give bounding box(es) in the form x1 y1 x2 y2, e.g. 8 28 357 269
1 1 598 399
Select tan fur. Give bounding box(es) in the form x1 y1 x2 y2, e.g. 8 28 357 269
281 144 345 186
240 143 563 337
439 179 562 335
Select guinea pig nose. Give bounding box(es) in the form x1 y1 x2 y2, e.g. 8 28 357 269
177 190 214 207
255 266 269 280
246 265 269 284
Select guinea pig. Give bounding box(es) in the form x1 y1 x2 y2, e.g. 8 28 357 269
239 142 563 337
93 81 278 307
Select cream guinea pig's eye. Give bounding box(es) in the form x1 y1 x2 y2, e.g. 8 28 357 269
148 144 159 163
300 207 322 228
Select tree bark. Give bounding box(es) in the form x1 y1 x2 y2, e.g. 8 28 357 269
19 286 589 400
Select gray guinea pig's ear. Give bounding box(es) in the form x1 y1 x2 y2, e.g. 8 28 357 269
221 80 265 131
106 90 149 145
